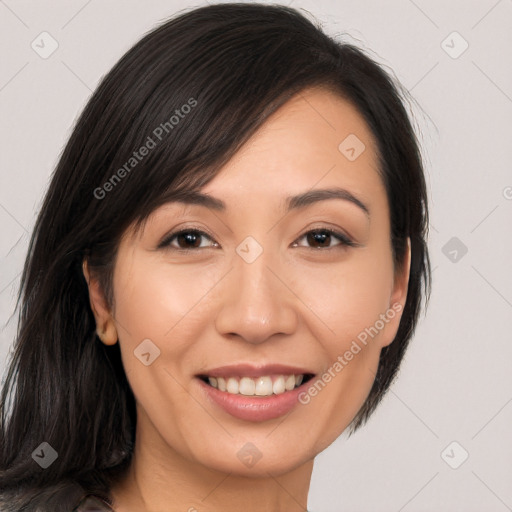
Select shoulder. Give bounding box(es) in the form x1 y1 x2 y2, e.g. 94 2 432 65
73 494 114 512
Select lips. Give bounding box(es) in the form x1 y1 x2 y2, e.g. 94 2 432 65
195 364 315 421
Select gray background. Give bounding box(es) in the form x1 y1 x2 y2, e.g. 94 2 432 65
1 0 511 510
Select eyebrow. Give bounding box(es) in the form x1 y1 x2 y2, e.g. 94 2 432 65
285 187 370 217
168 187 370 217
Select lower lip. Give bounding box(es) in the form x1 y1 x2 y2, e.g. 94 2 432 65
196 377 310 422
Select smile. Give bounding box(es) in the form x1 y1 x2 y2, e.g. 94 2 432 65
200 374 311 397
195 363 316 421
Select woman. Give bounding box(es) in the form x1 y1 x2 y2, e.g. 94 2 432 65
0 3 430 511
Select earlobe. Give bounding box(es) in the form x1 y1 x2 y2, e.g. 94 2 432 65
82 259 118 346
95 322 119 346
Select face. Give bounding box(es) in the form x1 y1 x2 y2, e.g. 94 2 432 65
86 87 410 478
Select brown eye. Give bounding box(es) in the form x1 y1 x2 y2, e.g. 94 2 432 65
307 230 332 248
294 229 356 249
159 229 218 250
176 232 203 248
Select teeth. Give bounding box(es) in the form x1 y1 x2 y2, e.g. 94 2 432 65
285 375 296 391
226 377 239 394
239 377 256 395
273 376 286 394
217 377 227 392
205 374 306 396
255 376 273 396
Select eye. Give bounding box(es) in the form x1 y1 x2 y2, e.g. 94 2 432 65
158 229 219 250
292 228 356 249
158 227 356 251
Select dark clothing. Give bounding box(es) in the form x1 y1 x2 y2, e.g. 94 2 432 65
73 494 114 511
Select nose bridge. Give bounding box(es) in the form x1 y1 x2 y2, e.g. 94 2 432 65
214 236 297 343
237 246 275 310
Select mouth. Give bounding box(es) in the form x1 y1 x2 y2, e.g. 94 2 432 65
195 363 317 421
197 373 315 397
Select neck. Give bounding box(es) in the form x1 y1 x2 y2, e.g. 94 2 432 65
110 413 313 512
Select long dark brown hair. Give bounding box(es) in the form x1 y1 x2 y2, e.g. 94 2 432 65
0 3 430 509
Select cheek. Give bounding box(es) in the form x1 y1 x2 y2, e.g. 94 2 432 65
109 253 224 452
110 249 232 382
287 245 395 438
112 251 223 351
289 247 395 352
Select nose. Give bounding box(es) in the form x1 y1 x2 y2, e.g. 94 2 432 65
215 248 298 345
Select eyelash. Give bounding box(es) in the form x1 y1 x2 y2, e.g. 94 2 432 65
158 227 357 252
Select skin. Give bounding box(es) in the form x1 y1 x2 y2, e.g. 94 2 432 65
83 86 411 512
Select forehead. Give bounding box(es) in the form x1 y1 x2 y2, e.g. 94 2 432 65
200 86 384 210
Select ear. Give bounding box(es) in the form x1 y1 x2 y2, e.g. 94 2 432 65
82 259 118 346
380 238 411 348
